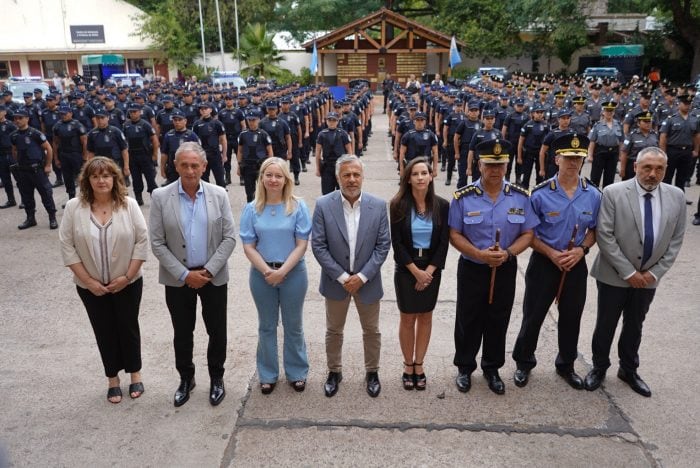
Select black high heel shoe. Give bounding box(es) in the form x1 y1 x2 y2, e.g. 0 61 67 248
402 362 415 390
414 362 427 391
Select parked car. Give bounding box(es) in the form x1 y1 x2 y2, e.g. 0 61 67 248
109 73 144 87
3 77 51 104
583 67 623 82
210 71 247 89
478 67 511 81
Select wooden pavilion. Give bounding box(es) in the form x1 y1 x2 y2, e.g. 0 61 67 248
302 7 465 90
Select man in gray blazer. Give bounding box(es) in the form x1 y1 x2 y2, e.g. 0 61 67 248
585 147 686 397
311 154 391 398
150 142 236 407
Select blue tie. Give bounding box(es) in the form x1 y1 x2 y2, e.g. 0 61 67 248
642 193 654 266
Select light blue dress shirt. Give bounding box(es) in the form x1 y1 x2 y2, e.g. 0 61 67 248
178 179 208 280
411 209 433 249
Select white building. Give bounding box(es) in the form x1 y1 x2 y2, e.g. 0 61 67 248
0 0 169 81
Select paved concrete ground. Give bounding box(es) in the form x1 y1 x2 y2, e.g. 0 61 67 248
0 96 698 467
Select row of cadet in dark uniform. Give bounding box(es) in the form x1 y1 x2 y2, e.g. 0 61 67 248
0 78 375 227
385 72 700 221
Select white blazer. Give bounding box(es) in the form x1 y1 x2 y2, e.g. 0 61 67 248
59 197 149 288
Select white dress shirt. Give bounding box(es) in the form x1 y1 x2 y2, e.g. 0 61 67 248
337 192 368 284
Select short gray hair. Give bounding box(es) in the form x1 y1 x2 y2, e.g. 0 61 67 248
175 142 207 163
637 146 667 164
335 154 364 176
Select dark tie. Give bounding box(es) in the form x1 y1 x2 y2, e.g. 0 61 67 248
642 193 654 266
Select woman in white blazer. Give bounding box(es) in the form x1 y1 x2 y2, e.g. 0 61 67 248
59 157 148 404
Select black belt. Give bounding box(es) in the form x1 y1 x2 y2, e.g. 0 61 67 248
266 261 284 269
669 145 690 150
596 146 618 152
188 265 206 270
412 247 431 257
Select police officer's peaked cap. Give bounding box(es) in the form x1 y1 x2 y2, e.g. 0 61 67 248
414 112 427 120
94 108 108 117
13 109 29 117
601 101 617 111
325 112 340 120
557 108 573 117
476 139 511 163
467 100 480 110
551 133 588 157
266 101 279 108
636 110 653 121
128 104 142 112
58 106 72 113
482 108 496 117
677 93 693 104
22 92 33 98
170 109 185 118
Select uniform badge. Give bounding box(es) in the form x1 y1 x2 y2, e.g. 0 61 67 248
467 211 481 217
253 134 258 143
179 138 184 145
423 132 429 140
475 124 481 130
272 121 276 128
571 135 580 148
104 136 110 143
25 136 31 145
547 211 560 216
494 142 502 155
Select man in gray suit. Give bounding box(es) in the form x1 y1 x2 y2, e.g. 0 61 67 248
150 142 236 407
585 147 686 397
311 154 391 398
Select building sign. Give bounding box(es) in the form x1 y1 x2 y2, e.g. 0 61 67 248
70 25 105 44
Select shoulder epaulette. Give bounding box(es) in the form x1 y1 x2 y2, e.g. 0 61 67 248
453 184 482 200
532 179 553 193
506 183 531 196
582 177 601 192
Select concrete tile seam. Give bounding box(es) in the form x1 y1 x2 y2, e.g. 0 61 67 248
220 370 256 468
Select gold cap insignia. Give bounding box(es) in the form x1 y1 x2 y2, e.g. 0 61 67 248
571 136 580 149
494 142 502 155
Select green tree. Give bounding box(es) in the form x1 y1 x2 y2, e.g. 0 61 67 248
133 1 200 68
656 0 700 77
239 23 285 77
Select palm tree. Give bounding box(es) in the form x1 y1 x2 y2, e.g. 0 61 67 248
239 23 285 77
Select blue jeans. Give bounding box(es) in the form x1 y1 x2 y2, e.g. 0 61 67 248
250 260 309 383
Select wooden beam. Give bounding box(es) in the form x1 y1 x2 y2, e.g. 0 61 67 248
354 32 359 50
385 29 407 49
381 19 386 47
408 29 414 50
318 48 450 54
358 29 381 50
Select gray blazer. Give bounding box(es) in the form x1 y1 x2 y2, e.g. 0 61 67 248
149 181 236 286
591 178 686 288
311 191 391 304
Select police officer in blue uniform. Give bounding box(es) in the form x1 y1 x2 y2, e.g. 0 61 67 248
41 95 64 188
218 94 246 185
259 101 291 160
159 109 200 184
52 106 87 200
86 109 130 179
280 96 303 184
314 112 352 195
237 111 272 202
620 111 658 181
512 134 601 390
441 98 466 175
453 101 482 187
502 98 528 183
123 104 159 205
10 109 57 229
587 101 624 188
399 111 438 176
517 103 549 188
192 102 226 187
0 106 18 208
467 108 503 187
659 93 699 195
539 109 575 180
448 139 538 395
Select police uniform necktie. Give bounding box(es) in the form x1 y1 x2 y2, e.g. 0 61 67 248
642 192 654 266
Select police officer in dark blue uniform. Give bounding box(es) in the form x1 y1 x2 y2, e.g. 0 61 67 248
192 102 227 187
441 98 466 176
237 111 272 202
512 134 601 390
10 109 57 229
41 95 64 187
399 111 438 176
539 109 575 180
159 109 200 184
71 93 95 131
218 94 246 185
453 101 482 187
314 112 352 195
448 139 538 395
620 111 658 181
280 96 303 185
52 106 87 200
518 103 549 188
103 94 126 129
0 106 18 208
467 108 503 186
123 104 159 205
155 96 177 142
86 109 130 179
259 101 291 160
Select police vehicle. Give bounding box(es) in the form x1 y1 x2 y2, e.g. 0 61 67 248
110 73 145 87
583 67 622 82
210 71 247 89
4 77 51 104
478 67 510 80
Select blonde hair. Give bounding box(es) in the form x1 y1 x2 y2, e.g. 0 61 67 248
254 157 299 215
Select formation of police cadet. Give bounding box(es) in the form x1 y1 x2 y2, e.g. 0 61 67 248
0 76 375 225
386 72 700 205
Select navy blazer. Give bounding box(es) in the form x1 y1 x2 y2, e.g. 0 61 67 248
390 196 450 270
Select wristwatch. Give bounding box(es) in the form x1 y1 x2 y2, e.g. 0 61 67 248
580 245 590 255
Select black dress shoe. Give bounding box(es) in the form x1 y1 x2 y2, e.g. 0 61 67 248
617 368 652 397
483 370 505 395
324 371 342 397
49 216 58 230
18 217 37 230
513 369 530 388
0 200 16 209
174 378 196 407
52 179 64 187
455 371 471 393
693 216 700 226
366 371 381 398
584 368 606 391
556 369 584 390
209 378 225 406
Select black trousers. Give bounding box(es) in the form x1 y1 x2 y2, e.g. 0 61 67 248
590 147 619 188
129 151 158 195
520 148 542 189
165 282 228 381
512 252 588 372
15 166 56 216
0 153 15 202
591 281 656 372
506 147 520 183
202 151 226 187
241 163 259 202
321 163 339 195
77 278 143 378
290 144 301 176
454 257 517 373
59 152 83 198
224 138 237 174
457 149 469 187
622 158 635 181
544 152 558 180
664 146 693 192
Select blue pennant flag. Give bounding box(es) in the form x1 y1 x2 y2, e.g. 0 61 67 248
449 35 462 69
310 41 318 75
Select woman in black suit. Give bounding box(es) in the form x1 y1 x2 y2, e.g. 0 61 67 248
389 157 449 390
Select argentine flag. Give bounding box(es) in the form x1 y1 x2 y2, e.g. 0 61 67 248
310 41 319 74
449 36 462 69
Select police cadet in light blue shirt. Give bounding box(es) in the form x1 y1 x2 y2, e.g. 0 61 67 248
512 133 601 390
448 138 538 395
